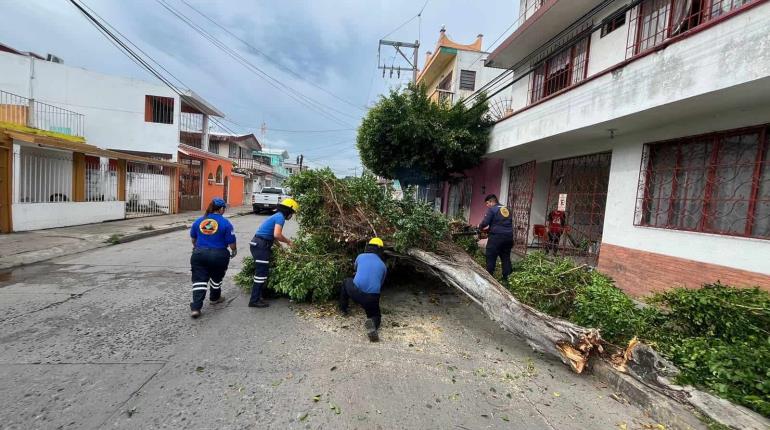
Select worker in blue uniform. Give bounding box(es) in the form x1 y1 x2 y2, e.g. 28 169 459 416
189 197 237 318
479 194 514 281
249 198 298 308
338 237 388 342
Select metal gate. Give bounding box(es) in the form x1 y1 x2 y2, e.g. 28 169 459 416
507 160 537 255
545 152 612 265
179 157 202 212
125 161 176 218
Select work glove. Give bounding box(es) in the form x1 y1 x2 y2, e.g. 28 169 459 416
230 248 238 258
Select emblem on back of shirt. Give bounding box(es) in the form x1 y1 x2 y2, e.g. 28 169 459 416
499 207 510 218
200 218 219 235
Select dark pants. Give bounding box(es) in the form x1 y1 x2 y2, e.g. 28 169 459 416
190 247 230 311
338 278 381 329
485 233 513 280
249 236 273 305
546 231 562 255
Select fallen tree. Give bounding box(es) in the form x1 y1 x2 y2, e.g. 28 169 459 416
235 170 769 429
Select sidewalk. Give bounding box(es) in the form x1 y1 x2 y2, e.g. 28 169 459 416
0 205 254 270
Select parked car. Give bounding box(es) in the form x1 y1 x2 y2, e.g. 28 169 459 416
251 186 290 214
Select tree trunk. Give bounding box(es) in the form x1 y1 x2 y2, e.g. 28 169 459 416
400 246 602 373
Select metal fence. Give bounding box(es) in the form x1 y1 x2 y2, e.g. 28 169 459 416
14 150 74 203
85 160 118 202
125 161 176 218
507 161 537 255
545 152 612 266
0 89 84 137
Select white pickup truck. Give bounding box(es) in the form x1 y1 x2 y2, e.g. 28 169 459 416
251 187 290 214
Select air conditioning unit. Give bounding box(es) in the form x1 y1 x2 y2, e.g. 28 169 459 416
46 54 64 64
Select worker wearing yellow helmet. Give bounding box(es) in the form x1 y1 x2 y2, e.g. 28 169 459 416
339 237 388 342
248 198 298 308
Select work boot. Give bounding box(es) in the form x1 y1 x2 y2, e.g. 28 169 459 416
211 296 226 304
190 310 201 319
249 300 269 308
365 318 379 342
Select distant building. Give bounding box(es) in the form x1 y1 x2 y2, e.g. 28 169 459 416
415 28 505 225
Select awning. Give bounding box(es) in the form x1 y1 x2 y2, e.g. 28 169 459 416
4 129 180 168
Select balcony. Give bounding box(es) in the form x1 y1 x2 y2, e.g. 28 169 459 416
231 157 273 174
0 89 85 138
180 111 204 133
430 88 455 104
486 0 604 69
488 2 770 156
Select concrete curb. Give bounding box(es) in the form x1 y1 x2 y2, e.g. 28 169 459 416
591 359 706 430
113 224 189 244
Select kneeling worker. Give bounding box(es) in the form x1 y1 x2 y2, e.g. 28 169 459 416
339 237 387 342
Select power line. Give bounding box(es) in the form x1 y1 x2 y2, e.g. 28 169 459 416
179 0 365 112
154 0 358 128
70 0 241 136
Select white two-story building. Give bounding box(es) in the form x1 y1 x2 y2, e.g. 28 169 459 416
481 0 770 295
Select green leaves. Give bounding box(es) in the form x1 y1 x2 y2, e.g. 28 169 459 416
357 83 493 186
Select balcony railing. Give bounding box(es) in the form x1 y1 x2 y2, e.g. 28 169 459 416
430 88 455 104
231 157 273 174
0 89 84 137
180 112 204 133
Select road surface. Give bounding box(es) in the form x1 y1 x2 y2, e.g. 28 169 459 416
0 214 653 429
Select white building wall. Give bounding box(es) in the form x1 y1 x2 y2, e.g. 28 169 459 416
0 51 181 157
12 201 125 231
586 2 630 76
602 106 770 276
489 2 770 154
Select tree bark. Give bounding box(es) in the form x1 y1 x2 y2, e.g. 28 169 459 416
400 246 602 373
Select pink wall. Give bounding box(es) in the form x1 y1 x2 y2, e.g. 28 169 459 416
441 158 504 226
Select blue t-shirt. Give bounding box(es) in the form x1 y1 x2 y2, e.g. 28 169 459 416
255 212 286 240
190 213 236 249
353 253 387 294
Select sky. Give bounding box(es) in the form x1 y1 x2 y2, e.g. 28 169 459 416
1 0 518 176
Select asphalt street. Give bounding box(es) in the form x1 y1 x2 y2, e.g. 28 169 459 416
0 213 652 429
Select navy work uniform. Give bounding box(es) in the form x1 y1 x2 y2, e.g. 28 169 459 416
479 203 514 280
189 212 236 311
249 211 286 306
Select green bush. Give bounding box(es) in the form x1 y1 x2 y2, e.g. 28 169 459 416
661 336 770 417
649 283 770 339
571 276 663 345
506 252 594 318
505 254 770 417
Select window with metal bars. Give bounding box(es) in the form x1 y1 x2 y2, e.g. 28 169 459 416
635 126 770 239
627 0 757 57
601 10 627 37
228 143 238 158
144 95 174 124
459 70 476 91
529 36 590 104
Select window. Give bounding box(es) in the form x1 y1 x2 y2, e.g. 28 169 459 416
529 37 590 104
601 11 627 37
459 70 476 91
215 166 224 184
635 126 770 239
144 95 174 124
208 140 220 154
628 0 757 56
228 143 238 158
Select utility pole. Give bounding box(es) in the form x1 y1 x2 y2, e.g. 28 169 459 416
378 39 420 83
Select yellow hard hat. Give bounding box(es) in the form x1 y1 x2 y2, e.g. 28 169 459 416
280 198 299 212
368 237 384 247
